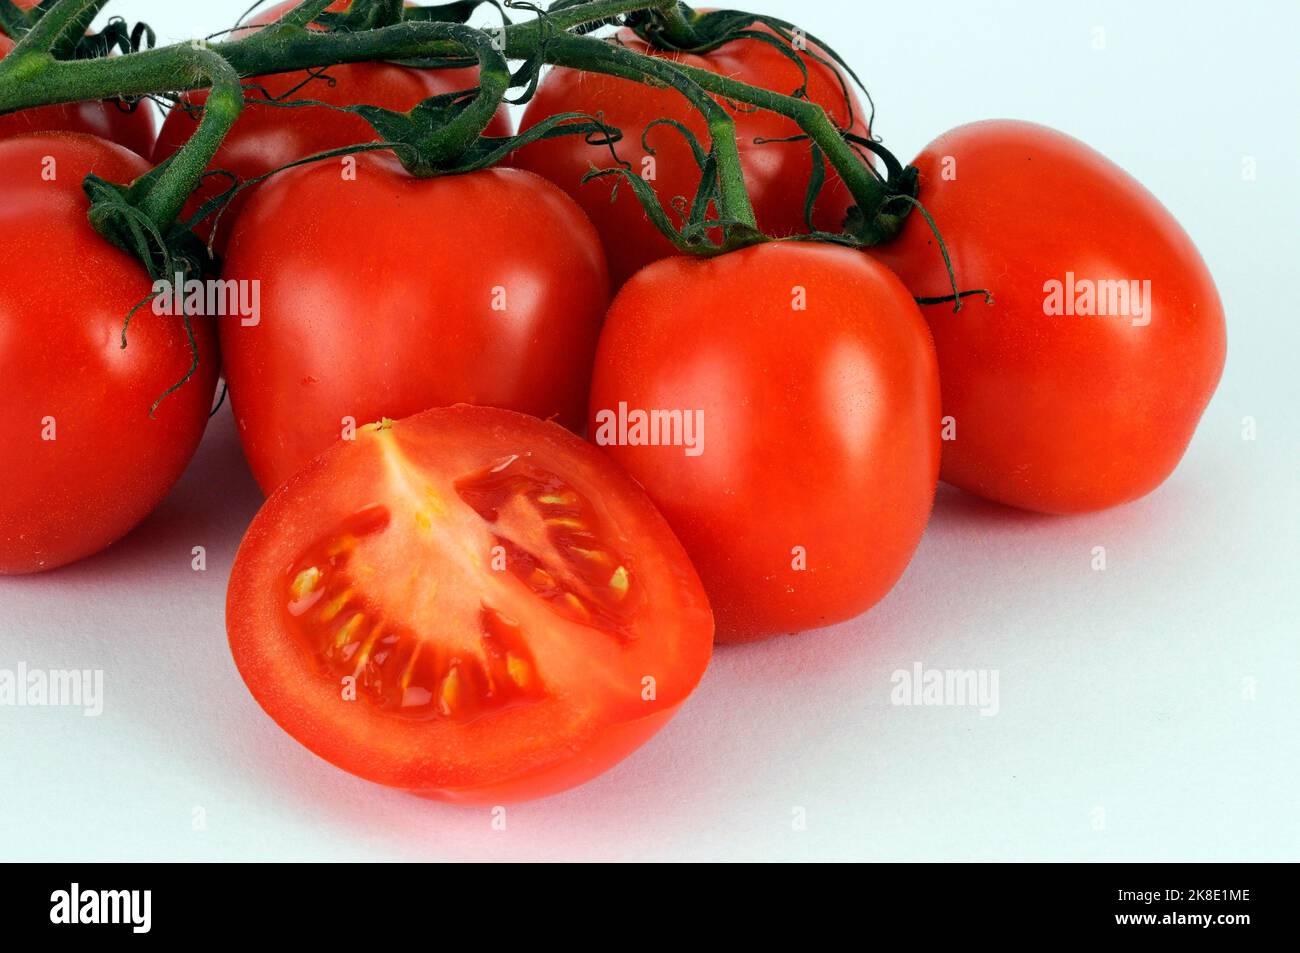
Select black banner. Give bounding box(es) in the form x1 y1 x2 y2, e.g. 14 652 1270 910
0 862 1284 940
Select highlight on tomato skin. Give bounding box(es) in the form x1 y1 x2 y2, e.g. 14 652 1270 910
588 242 942 643
0 133 218 575
871 120 1227 515
218 158 610 497
226 405 714 803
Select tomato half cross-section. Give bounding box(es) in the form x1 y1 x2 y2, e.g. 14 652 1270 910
226 405 714 803
588 242 941 642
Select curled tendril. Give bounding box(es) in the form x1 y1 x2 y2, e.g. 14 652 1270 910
82 175 206 416
581 114 762 256
884 192 992 313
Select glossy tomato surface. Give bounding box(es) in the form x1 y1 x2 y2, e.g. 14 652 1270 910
589 242 940 641
514 26 869 286
0 33 156 156
227 405 713 802
221 157 610 494
153 0 511 252
0 134 217 574
872 120 1227 514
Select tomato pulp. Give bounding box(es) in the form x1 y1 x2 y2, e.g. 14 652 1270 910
221 156 610 494
589 242 941 641
227 405 714 802
152 0 511 252
0 134 217 574
514 25 869 286
872 120 1227 513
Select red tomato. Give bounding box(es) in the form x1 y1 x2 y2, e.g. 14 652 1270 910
220 156 610 494
588 242 940 641
514 25 869 286
872 121 1227 514
0 33 156 156
227 404 713 802
153 0 511 252
0 133 218 574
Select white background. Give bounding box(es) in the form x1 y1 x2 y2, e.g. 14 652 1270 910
1 0 1297 861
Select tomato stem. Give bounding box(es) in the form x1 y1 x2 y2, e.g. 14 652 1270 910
0 0 912 248
137 45 245 232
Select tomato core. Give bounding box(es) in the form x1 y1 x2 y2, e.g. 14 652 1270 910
278 445 645 724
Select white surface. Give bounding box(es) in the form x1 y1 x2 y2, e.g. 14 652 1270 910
1 0 1298 862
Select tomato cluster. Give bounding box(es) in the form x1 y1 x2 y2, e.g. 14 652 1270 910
0 3 1225 803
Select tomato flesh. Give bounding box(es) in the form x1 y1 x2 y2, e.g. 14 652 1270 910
227 405 713 802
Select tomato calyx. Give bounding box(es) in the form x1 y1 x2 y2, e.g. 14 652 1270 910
79 170 211 417
84 170 210 279
314 0 409 32
573 4 931 259
629 3 865 96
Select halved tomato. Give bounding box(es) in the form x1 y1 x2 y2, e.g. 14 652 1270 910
227 405 714 803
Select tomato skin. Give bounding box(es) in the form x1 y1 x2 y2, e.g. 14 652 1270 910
227 405 713 803
221 157 610 495
0 134 217 574
152 0 511 252
588 242 940 642
872 120 1227 514
0 34 156 156
514 27 868 287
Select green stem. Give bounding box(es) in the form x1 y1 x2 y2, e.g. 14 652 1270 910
0 1 29 37
651 2 701 47
425 22 509 160
0 0 890 238
0 0 671 110
138 45 244 231
541 30 756 230
8 0 106 56
276 0 338 29
665 59 892 233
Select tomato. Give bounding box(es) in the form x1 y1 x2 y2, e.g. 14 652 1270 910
220 156 610 494
0 133 218 574
588 242 940 642
0 33 156 156
226 404 713 802
872 121 1227 514
514 25 869 287
152 0 511 252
